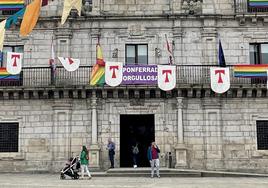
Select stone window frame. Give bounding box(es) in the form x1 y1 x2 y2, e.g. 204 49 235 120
0 117 24 160
250 115 268 155
256 120 268 150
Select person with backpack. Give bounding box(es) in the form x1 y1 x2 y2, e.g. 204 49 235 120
80 145 91 179
132 143 139 168
147 141 160 178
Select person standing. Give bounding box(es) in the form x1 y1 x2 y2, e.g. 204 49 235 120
147 142 160 178
80 145 92 179
132 143 139 168
107 138 115 168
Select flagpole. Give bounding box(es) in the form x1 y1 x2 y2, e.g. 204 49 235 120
50 36 55 85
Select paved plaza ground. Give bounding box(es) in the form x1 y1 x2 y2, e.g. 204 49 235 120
0 174 268 188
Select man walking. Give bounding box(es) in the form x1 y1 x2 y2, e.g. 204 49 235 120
107 138 115 168
147 141 160 178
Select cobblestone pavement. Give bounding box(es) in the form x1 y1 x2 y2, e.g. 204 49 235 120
0 174 268 188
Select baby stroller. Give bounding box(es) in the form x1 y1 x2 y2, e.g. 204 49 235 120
60 156 81 180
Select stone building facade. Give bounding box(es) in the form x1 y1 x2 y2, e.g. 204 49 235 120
1 0 268 173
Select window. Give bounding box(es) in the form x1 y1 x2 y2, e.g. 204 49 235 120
0 123 19 152
126 44 148 65
249 44 268 84
250 44 268 64
257 121 268 150
0 46 24 67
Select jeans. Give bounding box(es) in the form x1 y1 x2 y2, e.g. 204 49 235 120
133 154 138 166
81 164 91 178
109 151 114 168
150 159 160 177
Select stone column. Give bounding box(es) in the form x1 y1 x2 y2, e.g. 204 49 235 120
175 97 188 168
89 97 100 169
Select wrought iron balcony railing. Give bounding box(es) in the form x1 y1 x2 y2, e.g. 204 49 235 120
0 65 265 88
235 0 268 14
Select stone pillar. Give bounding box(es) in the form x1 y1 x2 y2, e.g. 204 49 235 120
175 97 188 168
89 97 100 169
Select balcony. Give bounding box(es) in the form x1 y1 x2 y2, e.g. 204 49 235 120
0 65 265 89
235 0 268 14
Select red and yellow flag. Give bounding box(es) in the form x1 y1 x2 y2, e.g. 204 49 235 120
90 43 105 86
20 0 41 36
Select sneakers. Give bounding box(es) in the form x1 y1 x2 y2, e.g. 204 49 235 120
133 165 137 168
88 176 92 180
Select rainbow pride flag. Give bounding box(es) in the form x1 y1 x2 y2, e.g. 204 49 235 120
0 67 20 80
234 64 268 78
0 0 25 11
90 43 105 86
249 0 268 7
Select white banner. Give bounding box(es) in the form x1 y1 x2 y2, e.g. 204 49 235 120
157 65 176 91
58 57 80 72
6 52 23 75
105 62 123 87
210 67 230 94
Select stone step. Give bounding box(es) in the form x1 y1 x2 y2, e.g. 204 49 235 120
93 172 201 177
106 169 197 174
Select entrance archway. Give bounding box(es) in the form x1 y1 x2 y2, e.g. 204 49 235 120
120 114 155 167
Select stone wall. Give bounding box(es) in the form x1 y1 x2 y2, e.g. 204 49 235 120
1 95 268 173
184 98 268 173
12 17 266 67
0 99 92 172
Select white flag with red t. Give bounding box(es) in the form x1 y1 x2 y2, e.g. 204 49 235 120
58 57 80 72
157 65 176 91
105 62 123 87
210 67 230 94
6 52 23 75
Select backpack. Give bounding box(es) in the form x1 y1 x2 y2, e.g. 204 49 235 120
132 146 139 154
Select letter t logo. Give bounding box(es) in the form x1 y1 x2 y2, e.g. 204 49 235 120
110 66 119 78
11 54 21 67
162 70 172 83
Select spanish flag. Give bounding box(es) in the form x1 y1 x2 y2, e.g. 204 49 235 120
90 43 105 86
20 0 41 36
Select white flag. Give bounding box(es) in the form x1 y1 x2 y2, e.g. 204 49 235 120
105 62 123 87
58 57 80 72
210 67 230 94
6 52 23 75
0 20 6 51
61 0 82 25
157 65 176 91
